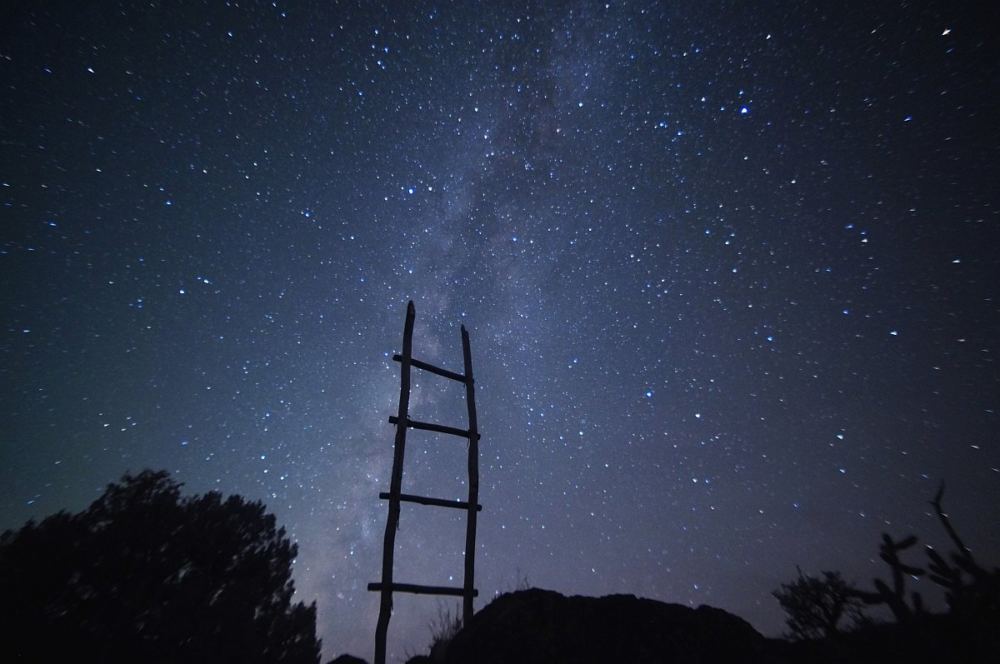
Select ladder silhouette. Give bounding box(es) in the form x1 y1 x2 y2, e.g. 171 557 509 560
367 301 481 664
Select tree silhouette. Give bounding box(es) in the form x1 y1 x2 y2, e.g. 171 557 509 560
772 568 866 640
0 469 320 663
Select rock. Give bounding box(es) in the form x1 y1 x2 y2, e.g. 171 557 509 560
326 655 368 664
445 588 773 664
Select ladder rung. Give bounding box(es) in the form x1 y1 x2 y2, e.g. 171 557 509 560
393 354 467 383
368 582 478 597
389 415 477 440
380 492 483 512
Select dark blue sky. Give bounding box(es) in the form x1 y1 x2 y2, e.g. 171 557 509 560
3 1 998 660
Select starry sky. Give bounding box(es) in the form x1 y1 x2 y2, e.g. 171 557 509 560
2 1 999 661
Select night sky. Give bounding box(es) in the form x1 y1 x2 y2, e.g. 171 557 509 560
3 1 999 661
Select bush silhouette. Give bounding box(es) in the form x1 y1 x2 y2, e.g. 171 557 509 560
773 568 867 640
0 469 320 663
774 482 1000 660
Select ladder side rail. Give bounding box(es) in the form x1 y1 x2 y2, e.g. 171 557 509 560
461 325 480 626
374 301 415 664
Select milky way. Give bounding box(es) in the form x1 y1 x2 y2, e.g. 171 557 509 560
2 2 999 661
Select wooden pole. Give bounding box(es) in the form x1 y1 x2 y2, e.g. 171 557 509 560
387 416 474 439
368 582 479 597
461 325 480 626
374 301 415 664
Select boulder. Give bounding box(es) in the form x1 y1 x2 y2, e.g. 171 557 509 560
444 588 773 664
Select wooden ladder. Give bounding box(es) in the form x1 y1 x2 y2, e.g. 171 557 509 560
368 301 481 664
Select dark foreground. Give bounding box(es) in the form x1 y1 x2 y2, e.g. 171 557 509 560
370 588 998 664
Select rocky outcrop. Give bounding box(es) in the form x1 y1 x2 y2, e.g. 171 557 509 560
435 588 999 663
326 655 368 664
443 588 775 664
